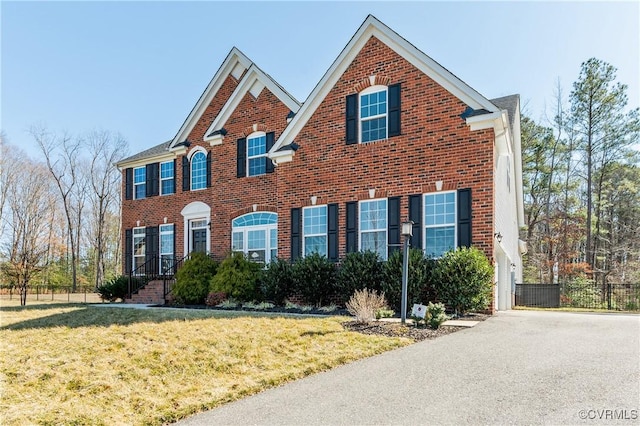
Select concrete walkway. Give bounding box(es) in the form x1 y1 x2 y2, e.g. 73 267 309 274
176 310 640 425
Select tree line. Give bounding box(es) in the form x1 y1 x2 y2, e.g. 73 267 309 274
522 58 640 286
0 128 128 304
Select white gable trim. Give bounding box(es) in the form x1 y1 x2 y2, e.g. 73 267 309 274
117 152 176 170
203 64 301 142
271 15 498 153
170 48 252 150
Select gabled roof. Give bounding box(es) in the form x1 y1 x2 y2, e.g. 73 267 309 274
118 140 172 167
169 47 252 149
203 63 301 142
491 95 520 140
270 14 499 153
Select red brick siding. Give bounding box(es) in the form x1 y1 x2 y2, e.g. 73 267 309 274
122 35 496 271
122 81 291 264
276 36 495 261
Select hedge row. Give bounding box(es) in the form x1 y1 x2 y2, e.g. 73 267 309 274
171 247 493 315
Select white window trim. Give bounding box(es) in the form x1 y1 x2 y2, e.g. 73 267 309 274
159 160 175 196
247 131 267 177
359 84 388 144
188 148 207 191
302 205 328 257
133 166 146 200
424 190 457 257
231 215 278 263
132 226 145 273
358 198 388 260
159 223 174 271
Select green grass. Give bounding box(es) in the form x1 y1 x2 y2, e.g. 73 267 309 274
0 301 411 425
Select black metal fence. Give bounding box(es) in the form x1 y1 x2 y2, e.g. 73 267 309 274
515 283 640 311
0 285 102 304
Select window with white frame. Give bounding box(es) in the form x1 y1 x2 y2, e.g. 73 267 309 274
160 161 175 195
247 133 267 176
359 199 388 259
231 212 277 263
191 151 206 190
303 205 327 257
159 224 174 272
132 227 145 272
133 167 146 199
424 192 456 257
360 86 387 143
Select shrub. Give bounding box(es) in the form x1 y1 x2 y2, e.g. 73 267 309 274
96 275 129 302
375 308 395 320
336 251 384 304
382 248 436 314
425 302 449 329
205 291 227 307
433 246 493 315
346 288 387 323
291 253 336 306
210 252 263 302
261 258 294 305
173 252 218 305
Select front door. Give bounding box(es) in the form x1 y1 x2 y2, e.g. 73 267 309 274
192 229 207 254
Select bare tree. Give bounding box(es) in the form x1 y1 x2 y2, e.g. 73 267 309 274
0 132 19 241
31 126 85 291
1 150 56 305
85 130 128 287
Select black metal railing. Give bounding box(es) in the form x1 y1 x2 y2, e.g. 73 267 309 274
127 253 219 302
515 283 640 311
127 254 190 300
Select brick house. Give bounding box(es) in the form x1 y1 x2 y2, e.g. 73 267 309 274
117 15 525 310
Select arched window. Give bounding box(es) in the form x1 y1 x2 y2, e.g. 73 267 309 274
231 212 277 263
191 151 206 190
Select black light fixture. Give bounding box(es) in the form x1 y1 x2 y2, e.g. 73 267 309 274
494 232 503 243
400 220 414 324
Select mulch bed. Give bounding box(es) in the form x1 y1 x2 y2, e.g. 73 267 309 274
160 303 489 342
342 313 489 342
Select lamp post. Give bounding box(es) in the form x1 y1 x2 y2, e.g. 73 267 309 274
400 220 414 324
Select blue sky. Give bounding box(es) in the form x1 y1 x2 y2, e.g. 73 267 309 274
2 1 639 158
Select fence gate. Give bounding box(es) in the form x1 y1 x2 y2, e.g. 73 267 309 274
515 283 640 311
515 284 560 308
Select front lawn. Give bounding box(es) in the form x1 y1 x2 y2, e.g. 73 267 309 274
0 301 410 425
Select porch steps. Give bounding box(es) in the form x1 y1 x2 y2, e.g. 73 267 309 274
125 280 166 305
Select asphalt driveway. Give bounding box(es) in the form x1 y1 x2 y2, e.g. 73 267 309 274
176 310 640 425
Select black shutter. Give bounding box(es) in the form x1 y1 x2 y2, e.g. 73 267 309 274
409 194 422 249
237 138 247 178
291 208 302 261
146 163 159 197
125 168 133 200
266 132 275 173
124 229 132 274
346 201 358 253
206 152 212 187
387 197 401 256
388 83 401 137
182 156 190 191
145 226 159 275
346 94 358 144
328 204 339 262
170 159 176 194
457 188 472 248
